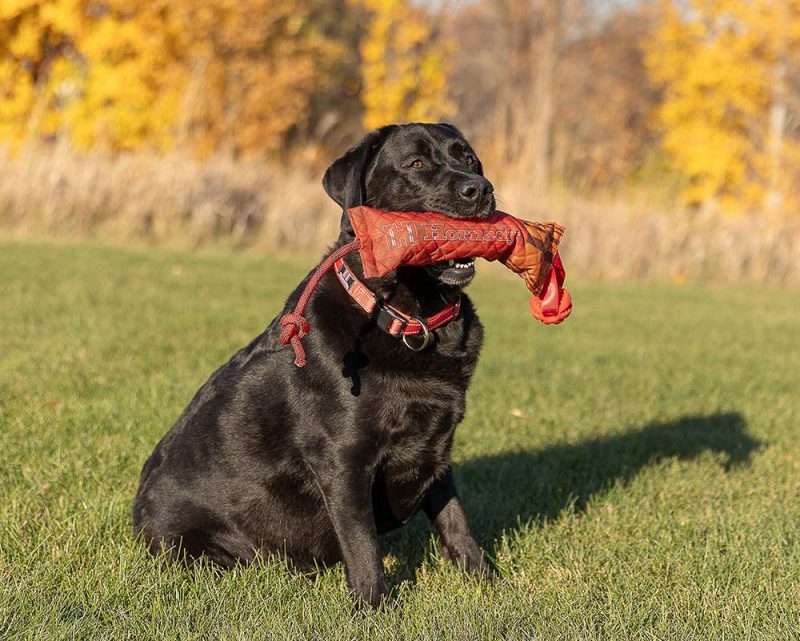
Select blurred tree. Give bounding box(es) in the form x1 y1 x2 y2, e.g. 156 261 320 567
0 1 348 155
645 0 800 211
357 0 452 129
68 1 183 150
444 0 659 190
0 1 182 149
477 0 584 193
553 4 659 188
172 0 344 157
300 0 364 164
0 0 80 145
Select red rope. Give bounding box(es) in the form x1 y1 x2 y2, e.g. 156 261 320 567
279 240 361 366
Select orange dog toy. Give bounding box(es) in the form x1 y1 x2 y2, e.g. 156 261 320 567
347 206 572 325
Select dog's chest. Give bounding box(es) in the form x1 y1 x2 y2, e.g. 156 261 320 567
360 375 467 523
355 305 482 523
382 388 463 461
361 317 480 472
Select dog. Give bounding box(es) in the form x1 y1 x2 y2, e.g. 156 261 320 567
132 123 496 607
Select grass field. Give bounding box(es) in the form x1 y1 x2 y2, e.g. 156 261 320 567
1 240 799 640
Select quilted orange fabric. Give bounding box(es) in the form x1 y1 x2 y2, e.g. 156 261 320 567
347 206 573 324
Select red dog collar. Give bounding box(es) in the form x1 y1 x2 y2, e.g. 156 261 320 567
333 257 461 350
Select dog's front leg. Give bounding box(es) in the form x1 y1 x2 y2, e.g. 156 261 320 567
423 467 492 576
312 461 387 608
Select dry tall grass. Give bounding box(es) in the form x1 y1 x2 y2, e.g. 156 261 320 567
0 143 340 250
498 186 800 286
2 144 798 285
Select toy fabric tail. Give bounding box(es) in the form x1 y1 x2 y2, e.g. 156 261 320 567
530 252 572 325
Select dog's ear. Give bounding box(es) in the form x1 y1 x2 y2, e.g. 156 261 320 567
323 125 397 211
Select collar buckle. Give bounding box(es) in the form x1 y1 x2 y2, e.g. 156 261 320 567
375 300 408 337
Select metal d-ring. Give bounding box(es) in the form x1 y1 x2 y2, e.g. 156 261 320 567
401 317 431 352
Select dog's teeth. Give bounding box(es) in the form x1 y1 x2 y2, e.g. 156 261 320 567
448 259 475 270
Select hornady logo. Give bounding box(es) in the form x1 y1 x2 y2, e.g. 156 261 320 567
382 222 519 251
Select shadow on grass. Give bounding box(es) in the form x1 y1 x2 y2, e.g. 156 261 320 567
383 412 760 583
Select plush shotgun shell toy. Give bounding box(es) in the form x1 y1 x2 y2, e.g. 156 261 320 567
347 206 572 324
279 206 572 366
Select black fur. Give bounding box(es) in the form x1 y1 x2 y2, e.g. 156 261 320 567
132 123 496 607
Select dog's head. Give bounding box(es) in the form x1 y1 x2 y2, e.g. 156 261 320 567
323 123 494 287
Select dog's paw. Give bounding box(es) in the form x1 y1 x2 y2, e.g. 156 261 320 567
442 542 496 580
469 551 496 580
348 576 389 609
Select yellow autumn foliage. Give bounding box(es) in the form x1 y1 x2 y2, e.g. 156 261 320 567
1 0 452 153
645 0 800 211
171 0 341 156
358 0 452 129
0 1 183 149
0 1 342 154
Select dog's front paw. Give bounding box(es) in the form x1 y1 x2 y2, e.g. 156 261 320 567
441 541 495 579
348 576 389 609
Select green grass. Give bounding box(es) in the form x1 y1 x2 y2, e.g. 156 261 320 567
1 240 799 640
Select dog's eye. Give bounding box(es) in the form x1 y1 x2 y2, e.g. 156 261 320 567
465 155 475 166
411 159 425 169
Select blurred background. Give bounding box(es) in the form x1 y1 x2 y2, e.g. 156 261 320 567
1 0 798 284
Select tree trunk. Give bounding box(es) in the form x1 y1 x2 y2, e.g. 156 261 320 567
526 0 560 195
766 56 787 211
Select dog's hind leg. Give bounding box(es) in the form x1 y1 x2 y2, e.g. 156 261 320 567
174 522 257 569
136 499 256 569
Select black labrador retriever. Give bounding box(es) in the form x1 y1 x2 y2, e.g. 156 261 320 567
132 123 496 607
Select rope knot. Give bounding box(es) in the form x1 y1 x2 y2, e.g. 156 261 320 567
275 239 360 367
278 312 310 367
279 313 310 342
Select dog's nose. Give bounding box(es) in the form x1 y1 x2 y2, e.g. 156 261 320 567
458 178 493 203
